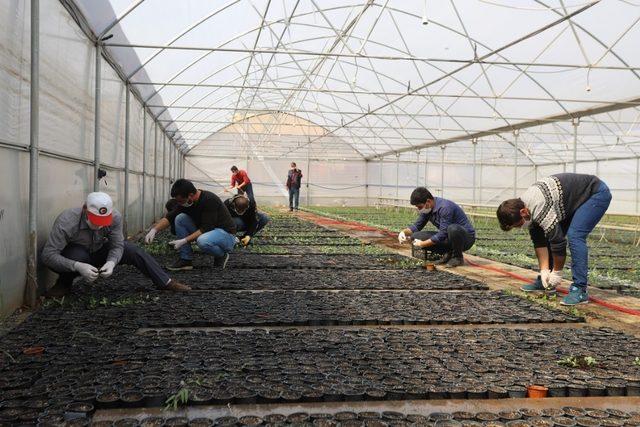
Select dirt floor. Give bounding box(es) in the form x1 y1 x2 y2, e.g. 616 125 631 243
1 208 639 426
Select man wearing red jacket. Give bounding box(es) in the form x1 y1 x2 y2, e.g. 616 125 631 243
225 166 254 202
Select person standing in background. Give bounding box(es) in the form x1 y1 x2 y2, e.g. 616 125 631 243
226 166 254 202
286 162 303 212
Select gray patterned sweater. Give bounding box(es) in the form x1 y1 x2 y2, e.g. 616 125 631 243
522 173 600 255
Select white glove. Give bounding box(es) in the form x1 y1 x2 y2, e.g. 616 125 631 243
73 262 99 282
168 238 189 250
540 269 552 289
413 239 425 247
548 270 563 288
398 231 408 244
144 228 157 244
99 261 116 278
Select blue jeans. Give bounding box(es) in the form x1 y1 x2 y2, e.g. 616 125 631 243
233 212 270 235
289 187 300 209
239 183 254 203
174 213 236 260
567 182 612 289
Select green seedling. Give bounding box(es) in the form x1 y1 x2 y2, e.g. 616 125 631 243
164 381 190 411
2 350 16 363
558 355 598 369
634 357 640 367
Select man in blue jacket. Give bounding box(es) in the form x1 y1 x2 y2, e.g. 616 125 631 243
398 187 476 268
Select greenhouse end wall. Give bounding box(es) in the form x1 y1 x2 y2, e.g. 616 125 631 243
0 0 178 317
185 157 368 207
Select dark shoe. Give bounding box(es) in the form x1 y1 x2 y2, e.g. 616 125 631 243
521 276 546 293
434 252 452 265
445 256 464 268
167 259 193 271
560 286 589 306
289 208 294 212
214 253 230 269
165 280 191 291
45 281 71 298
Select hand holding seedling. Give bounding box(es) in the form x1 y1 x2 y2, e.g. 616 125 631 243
168 238 189 250
99 261 115 278
73 262 99 282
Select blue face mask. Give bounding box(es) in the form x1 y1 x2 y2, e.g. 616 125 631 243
419 208 432 215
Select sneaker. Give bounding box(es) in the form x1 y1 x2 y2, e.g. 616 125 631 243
289 208 294 212
560 286 589 306
214 253 230 269
520 276 545 293
434 252 452 265
165 279 191 291
167 259 193 271
444 256 464 268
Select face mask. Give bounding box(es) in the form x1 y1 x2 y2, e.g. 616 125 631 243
419 208 432 215
521 219 532 228
180 199 193 208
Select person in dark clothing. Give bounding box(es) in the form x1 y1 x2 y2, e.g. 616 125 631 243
224 194 270 246
497 173 611 306
42 192 190 297
145 179 237 270
286 162 303 211
398 187 476 268
165 198 179 235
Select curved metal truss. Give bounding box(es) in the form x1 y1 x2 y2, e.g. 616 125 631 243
75 0 640 165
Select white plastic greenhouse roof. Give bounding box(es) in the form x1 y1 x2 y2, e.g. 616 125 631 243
73 0 640 164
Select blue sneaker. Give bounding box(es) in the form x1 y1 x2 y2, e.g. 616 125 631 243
560 286 589 306
520 276 545 293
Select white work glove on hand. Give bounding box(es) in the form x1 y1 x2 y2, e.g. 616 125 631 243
548 270 563 288
144 228 157 244
540 269 552 289
241 236 251 246
74 262 99 282
412 239 424 248
99 261 116 278
398 231 408 244
168 238 189 250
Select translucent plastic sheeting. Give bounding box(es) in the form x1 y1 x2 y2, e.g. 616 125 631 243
75 0 640 163
185 156 368 206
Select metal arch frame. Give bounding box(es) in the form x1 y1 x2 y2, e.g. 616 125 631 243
100 0 640 165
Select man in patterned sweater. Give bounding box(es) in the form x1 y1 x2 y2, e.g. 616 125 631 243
496 173 611 306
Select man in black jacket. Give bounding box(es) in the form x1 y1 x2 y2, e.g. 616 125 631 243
145 179 237 270
224 194 270 246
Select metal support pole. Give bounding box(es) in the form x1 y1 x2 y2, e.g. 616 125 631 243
379 157 383 200
595 160 600 177
395 153 400 205
26 0 40 307
534 164 538 182
563 163 567 173
141 112 147 228
572 118 579 173
93 43 102 191
168 140 172 186
636 157 640 214
415 151 420 187
440 146 445 198
364 159 369 207
306 143 311 206
472 138 477 204
424 148 428 186
513 130 519 197
153 125 157 220
123 87 130 237
162 133 166 207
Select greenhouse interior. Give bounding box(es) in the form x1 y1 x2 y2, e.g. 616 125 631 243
2 0 640 424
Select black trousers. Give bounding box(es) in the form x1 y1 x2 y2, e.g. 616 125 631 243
52 242 170 289
413 224 475 257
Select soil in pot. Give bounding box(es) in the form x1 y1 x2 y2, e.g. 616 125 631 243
140 416 165 427
189 417 214 427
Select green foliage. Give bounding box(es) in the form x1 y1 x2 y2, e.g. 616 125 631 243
558 355 598 368
87 294 158 309
634 357 640 367
164 382 190 411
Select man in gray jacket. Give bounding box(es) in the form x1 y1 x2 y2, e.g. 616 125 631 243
497 173 611 306
42 192 190 296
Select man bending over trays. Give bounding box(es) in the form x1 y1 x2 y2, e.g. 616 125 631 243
397 187 476 268
497 173 611 306
145 179 237 270
42 192 190 296
224 194 270 247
